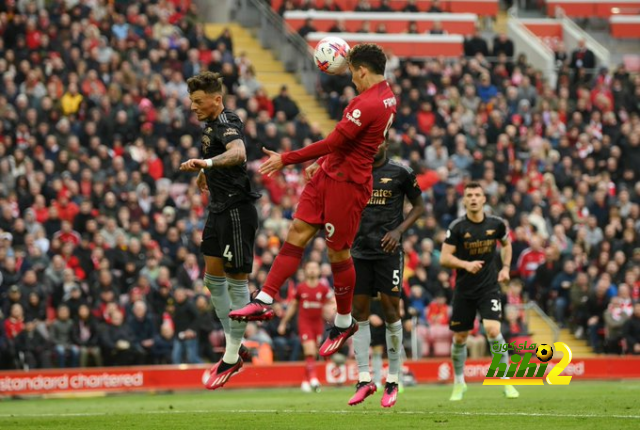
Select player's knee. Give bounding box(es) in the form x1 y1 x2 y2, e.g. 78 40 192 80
327 248 350 263
453 332 469 344
351 297 370 322
486 327 501 339
287 219 317 247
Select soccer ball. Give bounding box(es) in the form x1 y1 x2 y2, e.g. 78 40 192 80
313 36 350 75
536 344 554 362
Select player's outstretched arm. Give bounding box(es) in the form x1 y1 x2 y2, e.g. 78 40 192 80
180 139 247 172
381 195 425 253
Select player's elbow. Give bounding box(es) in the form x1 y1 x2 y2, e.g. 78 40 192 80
439 254 452 268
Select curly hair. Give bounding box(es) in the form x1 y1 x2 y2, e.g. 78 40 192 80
186 71 224 94
348 43 387 75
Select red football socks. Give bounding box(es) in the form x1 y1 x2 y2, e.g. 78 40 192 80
260 242 304 298
331 258 356 315
305 356 317 381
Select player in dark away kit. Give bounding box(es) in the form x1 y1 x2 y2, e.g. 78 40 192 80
180 71 260 390
440 182 519 401
349 140 425 408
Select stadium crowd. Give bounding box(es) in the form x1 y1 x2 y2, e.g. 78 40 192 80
0 0 640 370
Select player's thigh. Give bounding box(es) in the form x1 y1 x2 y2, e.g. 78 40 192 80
477 289 503 332
323 179 371 251
353 258 376 295
201 212 223 260
449 296 478 332
373 253 403 298
204 255 225 277
218 203 259 276
294 169 325 226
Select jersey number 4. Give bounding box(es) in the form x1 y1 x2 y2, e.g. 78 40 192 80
223 245 233 261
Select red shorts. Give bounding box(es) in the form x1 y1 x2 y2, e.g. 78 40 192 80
295 169 371 251
298 320 325 344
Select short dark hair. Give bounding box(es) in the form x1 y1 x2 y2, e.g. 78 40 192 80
348 43 387 75
464 182 484 192
187 71 224 94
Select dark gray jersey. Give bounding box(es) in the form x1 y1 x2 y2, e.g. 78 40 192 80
201 109 260 213
352 159 422 259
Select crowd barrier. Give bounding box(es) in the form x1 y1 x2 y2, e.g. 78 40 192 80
1 356 639 397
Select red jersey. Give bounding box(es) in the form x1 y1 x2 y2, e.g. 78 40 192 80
296 281 333 322
326 80 396 184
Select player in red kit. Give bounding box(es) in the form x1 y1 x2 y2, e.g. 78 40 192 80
230 44 397 357
278 261 335 392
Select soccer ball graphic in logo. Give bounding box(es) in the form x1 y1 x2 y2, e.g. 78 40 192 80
314 37 350 75
536 344 554 362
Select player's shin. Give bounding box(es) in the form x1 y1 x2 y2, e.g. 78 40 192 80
226 278 250 363
331 258 356 328
451 342 467 384
385 320 403 384
257 242 304 304
354 321 372 382
372 348 383 386
488 333 510 379
204 274 231 335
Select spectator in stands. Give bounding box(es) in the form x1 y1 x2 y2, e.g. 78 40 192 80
429 21 447 35
357 20 372 34
492 33 514 58
464 29 489 57
298 18 316 39
152 323 176 364
320 0 343 11
171 287 201 364
623 303 640 354
273 85 300 121
570 39 596 79
73 304 102 367
14 319 51 369
375 0 393 12
604 297 630 354
50 305 80 368
587 279 611 353
193 295 219 363
328 19 347 34
128 300 156 364
429 0 444 12
551 259 577 328
404 0 419 12
355 0 374 11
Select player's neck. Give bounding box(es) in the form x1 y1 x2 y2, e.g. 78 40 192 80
306 279 319 287
361 75 386 92
466 211 485 223
208 105 225 122
373 156 387 168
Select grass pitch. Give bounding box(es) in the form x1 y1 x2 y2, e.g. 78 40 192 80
0 381 638 429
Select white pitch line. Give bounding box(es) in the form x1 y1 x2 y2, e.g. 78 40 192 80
0 409 638 420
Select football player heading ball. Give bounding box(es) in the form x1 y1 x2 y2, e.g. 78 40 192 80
230 43 397 359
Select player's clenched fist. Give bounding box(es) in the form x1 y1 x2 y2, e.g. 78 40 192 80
180 158 207 172
465 260 484 274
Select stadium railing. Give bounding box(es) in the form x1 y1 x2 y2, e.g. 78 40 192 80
235 0 320 94
283 10 478 35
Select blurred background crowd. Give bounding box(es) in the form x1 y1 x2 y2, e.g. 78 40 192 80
0 0 639 370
